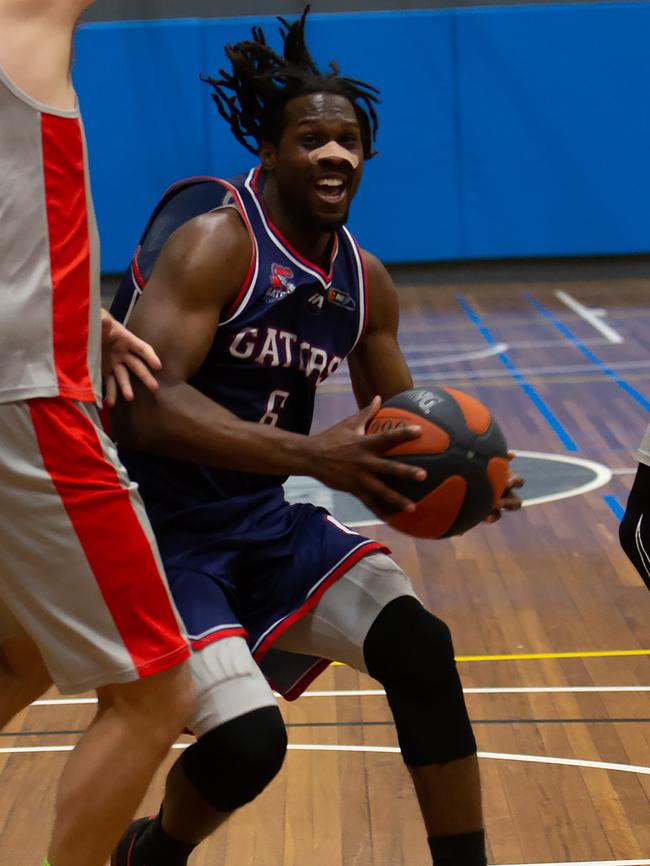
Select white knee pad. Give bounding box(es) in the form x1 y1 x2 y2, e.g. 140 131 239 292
274 553 419 672
189 636 277 737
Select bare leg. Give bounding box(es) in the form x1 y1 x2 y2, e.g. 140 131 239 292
47 661 194 866
409 755 483 837
0 635 51 728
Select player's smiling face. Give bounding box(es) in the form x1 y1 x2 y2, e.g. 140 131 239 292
260 92 365 232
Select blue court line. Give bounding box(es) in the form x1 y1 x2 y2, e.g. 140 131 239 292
604 495 625 521
455 296 579 451
524 294 650 414
523 294 649 522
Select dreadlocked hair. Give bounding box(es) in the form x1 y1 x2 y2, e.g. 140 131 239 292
200 6 380 159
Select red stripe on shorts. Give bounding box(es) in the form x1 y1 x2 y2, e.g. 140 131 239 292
29 399 189 677
40 115 93 401
253 540 387 676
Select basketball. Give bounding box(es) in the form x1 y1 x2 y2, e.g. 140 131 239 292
366 387 509 539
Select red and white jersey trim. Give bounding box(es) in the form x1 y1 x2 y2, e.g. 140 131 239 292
252 538 387 700
245 167 341 289
214 174 260 326
342 227 369 351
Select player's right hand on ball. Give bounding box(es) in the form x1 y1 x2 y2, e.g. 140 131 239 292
308 396 426 519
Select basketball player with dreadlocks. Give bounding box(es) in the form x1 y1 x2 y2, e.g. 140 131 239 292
109 9 522 866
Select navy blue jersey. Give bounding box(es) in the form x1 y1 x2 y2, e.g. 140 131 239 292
112 167 369 526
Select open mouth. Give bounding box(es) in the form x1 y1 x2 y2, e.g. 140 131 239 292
314 176 347 205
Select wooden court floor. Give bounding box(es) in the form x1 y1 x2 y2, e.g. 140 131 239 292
2 259 649 865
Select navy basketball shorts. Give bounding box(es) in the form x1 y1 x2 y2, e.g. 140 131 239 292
152 493 418 732
186 552 419 737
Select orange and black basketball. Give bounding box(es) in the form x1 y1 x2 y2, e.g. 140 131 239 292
367 387 509 539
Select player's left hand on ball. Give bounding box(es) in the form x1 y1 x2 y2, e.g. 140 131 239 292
100 309 162 407
483 452 524 524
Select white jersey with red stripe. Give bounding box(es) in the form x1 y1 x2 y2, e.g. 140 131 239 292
0 65 101 404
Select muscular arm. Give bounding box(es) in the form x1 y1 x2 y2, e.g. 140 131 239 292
348 251 413 407
112 210 318 477
112 215 425 516
0 1 92 13
0 0 93 108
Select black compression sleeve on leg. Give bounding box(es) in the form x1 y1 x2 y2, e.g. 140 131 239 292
133 811 195 866
363 596 476 766
428 830 487 866
181 705 287 812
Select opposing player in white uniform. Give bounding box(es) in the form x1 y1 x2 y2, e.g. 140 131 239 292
0 3 194 865
619 424 650 590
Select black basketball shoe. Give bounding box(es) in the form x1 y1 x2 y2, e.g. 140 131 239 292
110 816 153 866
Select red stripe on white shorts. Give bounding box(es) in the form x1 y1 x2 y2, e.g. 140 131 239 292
29 399 189 677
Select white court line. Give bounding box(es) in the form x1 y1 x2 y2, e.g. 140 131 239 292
611 468 638 476
407 358 650 381
34 698 98 706
513 450 612 507
323 358 650 389
345 451 613 528
0 745 74 754
32 684 650 707
401 336 613 354
268 746 650 777
2 743 649 776
403 343 508 368
328 343 508 377
300 686 650 697
554 291 624 344
497 861 650 866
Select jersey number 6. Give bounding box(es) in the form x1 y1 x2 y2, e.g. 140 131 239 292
260 389 290 426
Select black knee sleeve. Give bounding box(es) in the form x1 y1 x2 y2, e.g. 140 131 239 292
363 596 476 767
181 706 287 813
619 463 650 591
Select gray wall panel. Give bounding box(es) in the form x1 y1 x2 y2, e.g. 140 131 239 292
81 0 625 21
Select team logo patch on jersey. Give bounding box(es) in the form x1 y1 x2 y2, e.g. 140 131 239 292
265 263 296 303
305 291 325 314
327 288 356 312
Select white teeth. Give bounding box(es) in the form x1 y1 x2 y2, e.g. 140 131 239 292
316 178 344 188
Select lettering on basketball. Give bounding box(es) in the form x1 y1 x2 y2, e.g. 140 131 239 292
408 389 445 416
229 327 342 384
367 418 409 434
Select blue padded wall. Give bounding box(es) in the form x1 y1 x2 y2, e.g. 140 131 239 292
74 21 212 266
456 3 650 258
73 3 650 272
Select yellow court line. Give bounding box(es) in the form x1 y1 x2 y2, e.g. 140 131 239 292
331 649 650 666
455 649 650 662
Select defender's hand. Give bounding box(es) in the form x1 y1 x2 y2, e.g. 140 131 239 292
100 309 162 407
483 452 524 524
308 396 426 518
